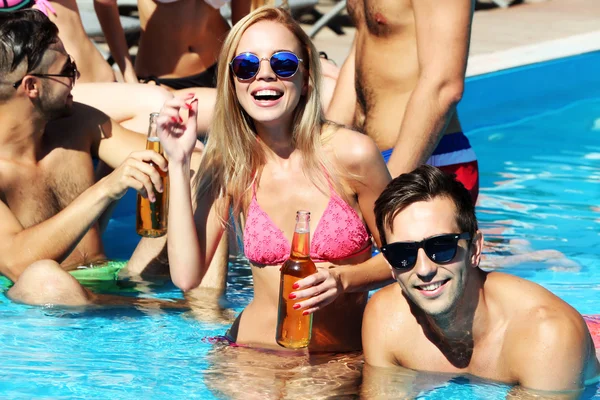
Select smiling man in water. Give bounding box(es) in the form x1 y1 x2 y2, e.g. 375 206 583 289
362 165 599 397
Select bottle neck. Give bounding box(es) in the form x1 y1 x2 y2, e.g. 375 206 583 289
147 113 159 140
290 212 311 258
290 230 310 259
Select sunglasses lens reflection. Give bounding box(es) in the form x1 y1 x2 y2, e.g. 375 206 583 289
270 52 300 77
425 236 458 263
384 244 418 270
232 54 261 80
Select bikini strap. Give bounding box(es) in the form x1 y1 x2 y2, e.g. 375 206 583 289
319 163 336 195
251 176 257 199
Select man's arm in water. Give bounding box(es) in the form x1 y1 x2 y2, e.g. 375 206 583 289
0 152 165 282
325 37 357 127
0 105 165 282
386 0 473 178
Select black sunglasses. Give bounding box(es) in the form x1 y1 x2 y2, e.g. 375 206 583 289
13 57 79 89
381 233 471 270
230 51 303 81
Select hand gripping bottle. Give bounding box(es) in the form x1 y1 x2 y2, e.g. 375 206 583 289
136 112 169 237
276 210 318 349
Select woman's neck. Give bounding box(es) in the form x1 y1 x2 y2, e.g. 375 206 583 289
255 121 296 161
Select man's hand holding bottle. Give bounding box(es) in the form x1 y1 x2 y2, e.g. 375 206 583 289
98 150 168 202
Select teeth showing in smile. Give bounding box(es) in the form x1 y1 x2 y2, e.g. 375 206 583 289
256 89 278 96
253 89 283 101
418 281 444 291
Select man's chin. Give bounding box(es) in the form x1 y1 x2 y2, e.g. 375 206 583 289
50 105 74 120
408 294 452 318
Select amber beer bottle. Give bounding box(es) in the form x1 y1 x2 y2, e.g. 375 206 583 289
136 112 168 237
276 210 318 349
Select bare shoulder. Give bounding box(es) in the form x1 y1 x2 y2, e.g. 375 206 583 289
487 271 582 318
366 283 401 312
507 302 588 349
364 285 400 335
503 298 593 389
324 125 383 174
45 102 110 143
363 284 417 366
492 272 590 364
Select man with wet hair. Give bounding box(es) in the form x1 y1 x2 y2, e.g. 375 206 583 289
327 0 479 203
362 165 599 396
0 10 168 305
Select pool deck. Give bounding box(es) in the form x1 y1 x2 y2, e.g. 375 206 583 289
306 0 600 76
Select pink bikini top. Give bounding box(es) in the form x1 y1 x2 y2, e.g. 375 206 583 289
243 178 372 266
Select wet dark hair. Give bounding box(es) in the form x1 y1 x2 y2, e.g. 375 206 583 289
374 165 478 246
0 9 59 78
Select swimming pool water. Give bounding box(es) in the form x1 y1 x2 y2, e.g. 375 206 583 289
1 52 599 399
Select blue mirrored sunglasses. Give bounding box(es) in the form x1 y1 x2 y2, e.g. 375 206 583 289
230 51 303 81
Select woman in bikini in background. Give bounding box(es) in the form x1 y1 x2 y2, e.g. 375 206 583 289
95 0 250 88
157 6 393 352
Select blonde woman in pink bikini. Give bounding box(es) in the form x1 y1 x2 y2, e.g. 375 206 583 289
156 6 393 352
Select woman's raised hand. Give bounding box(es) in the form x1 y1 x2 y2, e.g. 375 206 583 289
157 93 198 165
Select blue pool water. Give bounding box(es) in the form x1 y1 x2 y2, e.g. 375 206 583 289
1 52 600 398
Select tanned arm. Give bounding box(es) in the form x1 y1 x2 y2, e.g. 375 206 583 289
85 104 149 166
333 129 394 293
325 38 357 128
156 96 229 291
127 149 204 276
386 0 473 178
94 0 138 83
230 0 251 25
0 150 165 281
0 184 113 282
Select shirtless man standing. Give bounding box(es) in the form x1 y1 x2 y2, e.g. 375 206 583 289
0 10 169 305
327 0 479 202
362 165 600 397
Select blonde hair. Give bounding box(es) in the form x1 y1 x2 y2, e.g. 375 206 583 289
193 6 340 225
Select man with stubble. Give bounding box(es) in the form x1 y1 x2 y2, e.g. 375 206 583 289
0 10 169 305
328 0 479 202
